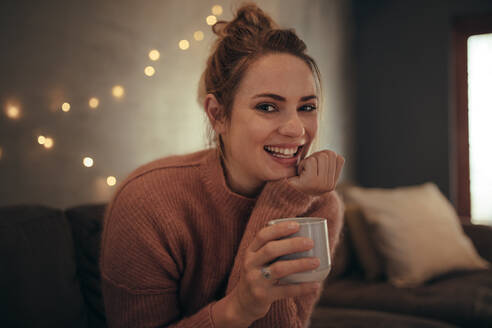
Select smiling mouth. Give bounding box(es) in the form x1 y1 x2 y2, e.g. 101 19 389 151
263 145 304 159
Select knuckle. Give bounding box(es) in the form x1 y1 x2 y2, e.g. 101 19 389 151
269 263 282 278
255 231 267 245
243 256 254 269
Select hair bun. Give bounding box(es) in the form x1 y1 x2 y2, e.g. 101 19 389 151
213 3 277 38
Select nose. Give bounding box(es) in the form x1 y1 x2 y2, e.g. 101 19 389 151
278 112 305 137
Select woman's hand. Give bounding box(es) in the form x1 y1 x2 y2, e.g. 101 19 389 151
288 150 345 196
218 221 322 327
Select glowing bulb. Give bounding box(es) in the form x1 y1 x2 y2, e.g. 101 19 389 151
112 85 125 98
194 30 204 41
6 105 20 119
144 66 155 77
44 137 54 149
38 136 46 145
206 15 217 26
149 49 160 61
212 5 223 16
83 157 94 168
179 40 190 50
61 102 71 112
89 97 99 109
106 176 117 186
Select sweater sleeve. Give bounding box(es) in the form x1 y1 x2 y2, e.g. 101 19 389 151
224 179 345 327
100 185 216 328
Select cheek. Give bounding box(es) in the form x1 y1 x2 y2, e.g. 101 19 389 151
243 120 273 145
304 116 318 138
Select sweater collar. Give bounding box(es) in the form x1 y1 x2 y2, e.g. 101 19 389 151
201 148 256 209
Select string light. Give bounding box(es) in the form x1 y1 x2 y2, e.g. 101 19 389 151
61 102 71 112
38 136 46 145
206 15 217 26
83 157 94 168
89 97 99 109
212 5 223 16
106 176 117 186
5 104 20 119
44 137 54 149
149 49 160 61
194 30 204 41
112 85 125 99
179 40 190 50
144 66 156 77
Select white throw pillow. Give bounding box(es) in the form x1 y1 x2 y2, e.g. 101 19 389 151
345 183 490 287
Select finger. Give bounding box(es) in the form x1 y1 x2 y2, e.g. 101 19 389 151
319 151 333 188
248 221 300 253
296 158 306 176
252 237 314 267
301 156 318 182
334 155 345 185
268 257 320 280
272 281 321 299
326 152 336 189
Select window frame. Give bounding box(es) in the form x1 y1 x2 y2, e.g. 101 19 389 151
451 14 492 222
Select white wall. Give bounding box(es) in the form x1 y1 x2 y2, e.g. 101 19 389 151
0 0 354 207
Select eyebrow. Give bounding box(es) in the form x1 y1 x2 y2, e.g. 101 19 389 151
253 93 318 102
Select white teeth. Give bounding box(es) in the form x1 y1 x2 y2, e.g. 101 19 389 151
264 145 301 158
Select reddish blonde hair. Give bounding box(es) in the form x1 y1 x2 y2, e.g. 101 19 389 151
198 3 322 148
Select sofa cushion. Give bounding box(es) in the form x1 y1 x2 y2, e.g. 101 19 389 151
320 269 492 328
345 183 489 287
65 204 107 328
310 307 459 328
344 204 385 280
0 205 87 327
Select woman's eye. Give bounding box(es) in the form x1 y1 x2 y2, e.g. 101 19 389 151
256 103 277 112
299 104 317 112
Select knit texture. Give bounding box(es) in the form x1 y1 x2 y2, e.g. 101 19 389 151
100 149 344 327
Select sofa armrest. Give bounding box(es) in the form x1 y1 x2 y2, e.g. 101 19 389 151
462 223 492 262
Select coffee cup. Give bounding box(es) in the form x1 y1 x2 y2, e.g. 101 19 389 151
267 217 331 284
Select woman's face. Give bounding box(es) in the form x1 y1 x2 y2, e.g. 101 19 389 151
219 53 319 195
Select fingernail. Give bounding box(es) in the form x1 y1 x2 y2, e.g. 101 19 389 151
288 222 299 230
304 238 314 247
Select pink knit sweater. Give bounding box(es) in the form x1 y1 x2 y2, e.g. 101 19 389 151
100 149 344 327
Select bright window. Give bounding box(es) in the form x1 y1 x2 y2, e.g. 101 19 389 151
468 33 492 225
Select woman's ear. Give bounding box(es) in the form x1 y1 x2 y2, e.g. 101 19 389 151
204 94 227 134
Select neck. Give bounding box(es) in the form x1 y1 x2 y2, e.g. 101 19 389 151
220 156 264 198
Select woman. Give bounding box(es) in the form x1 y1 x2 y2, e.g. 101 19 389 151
100 3 345 327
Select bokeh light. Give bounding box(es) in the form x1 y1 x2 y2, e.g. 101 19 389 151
89 97 99 109
107 176 117 186
112 85 125 98
212 5 223 16
38 135 46 145
179 40 190 50
144 66 156 77
61 102 71 112
206 15 217 26
149 49 160 61
6 104 20 119
83 157 94 168
44 137 54 149
194 30 204 41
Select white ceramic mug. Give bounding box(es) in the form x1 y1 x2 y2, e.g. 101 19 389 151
267 217 331 284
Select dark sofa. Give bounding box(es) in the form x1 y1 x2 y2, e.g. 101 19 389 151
1 204 491 327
